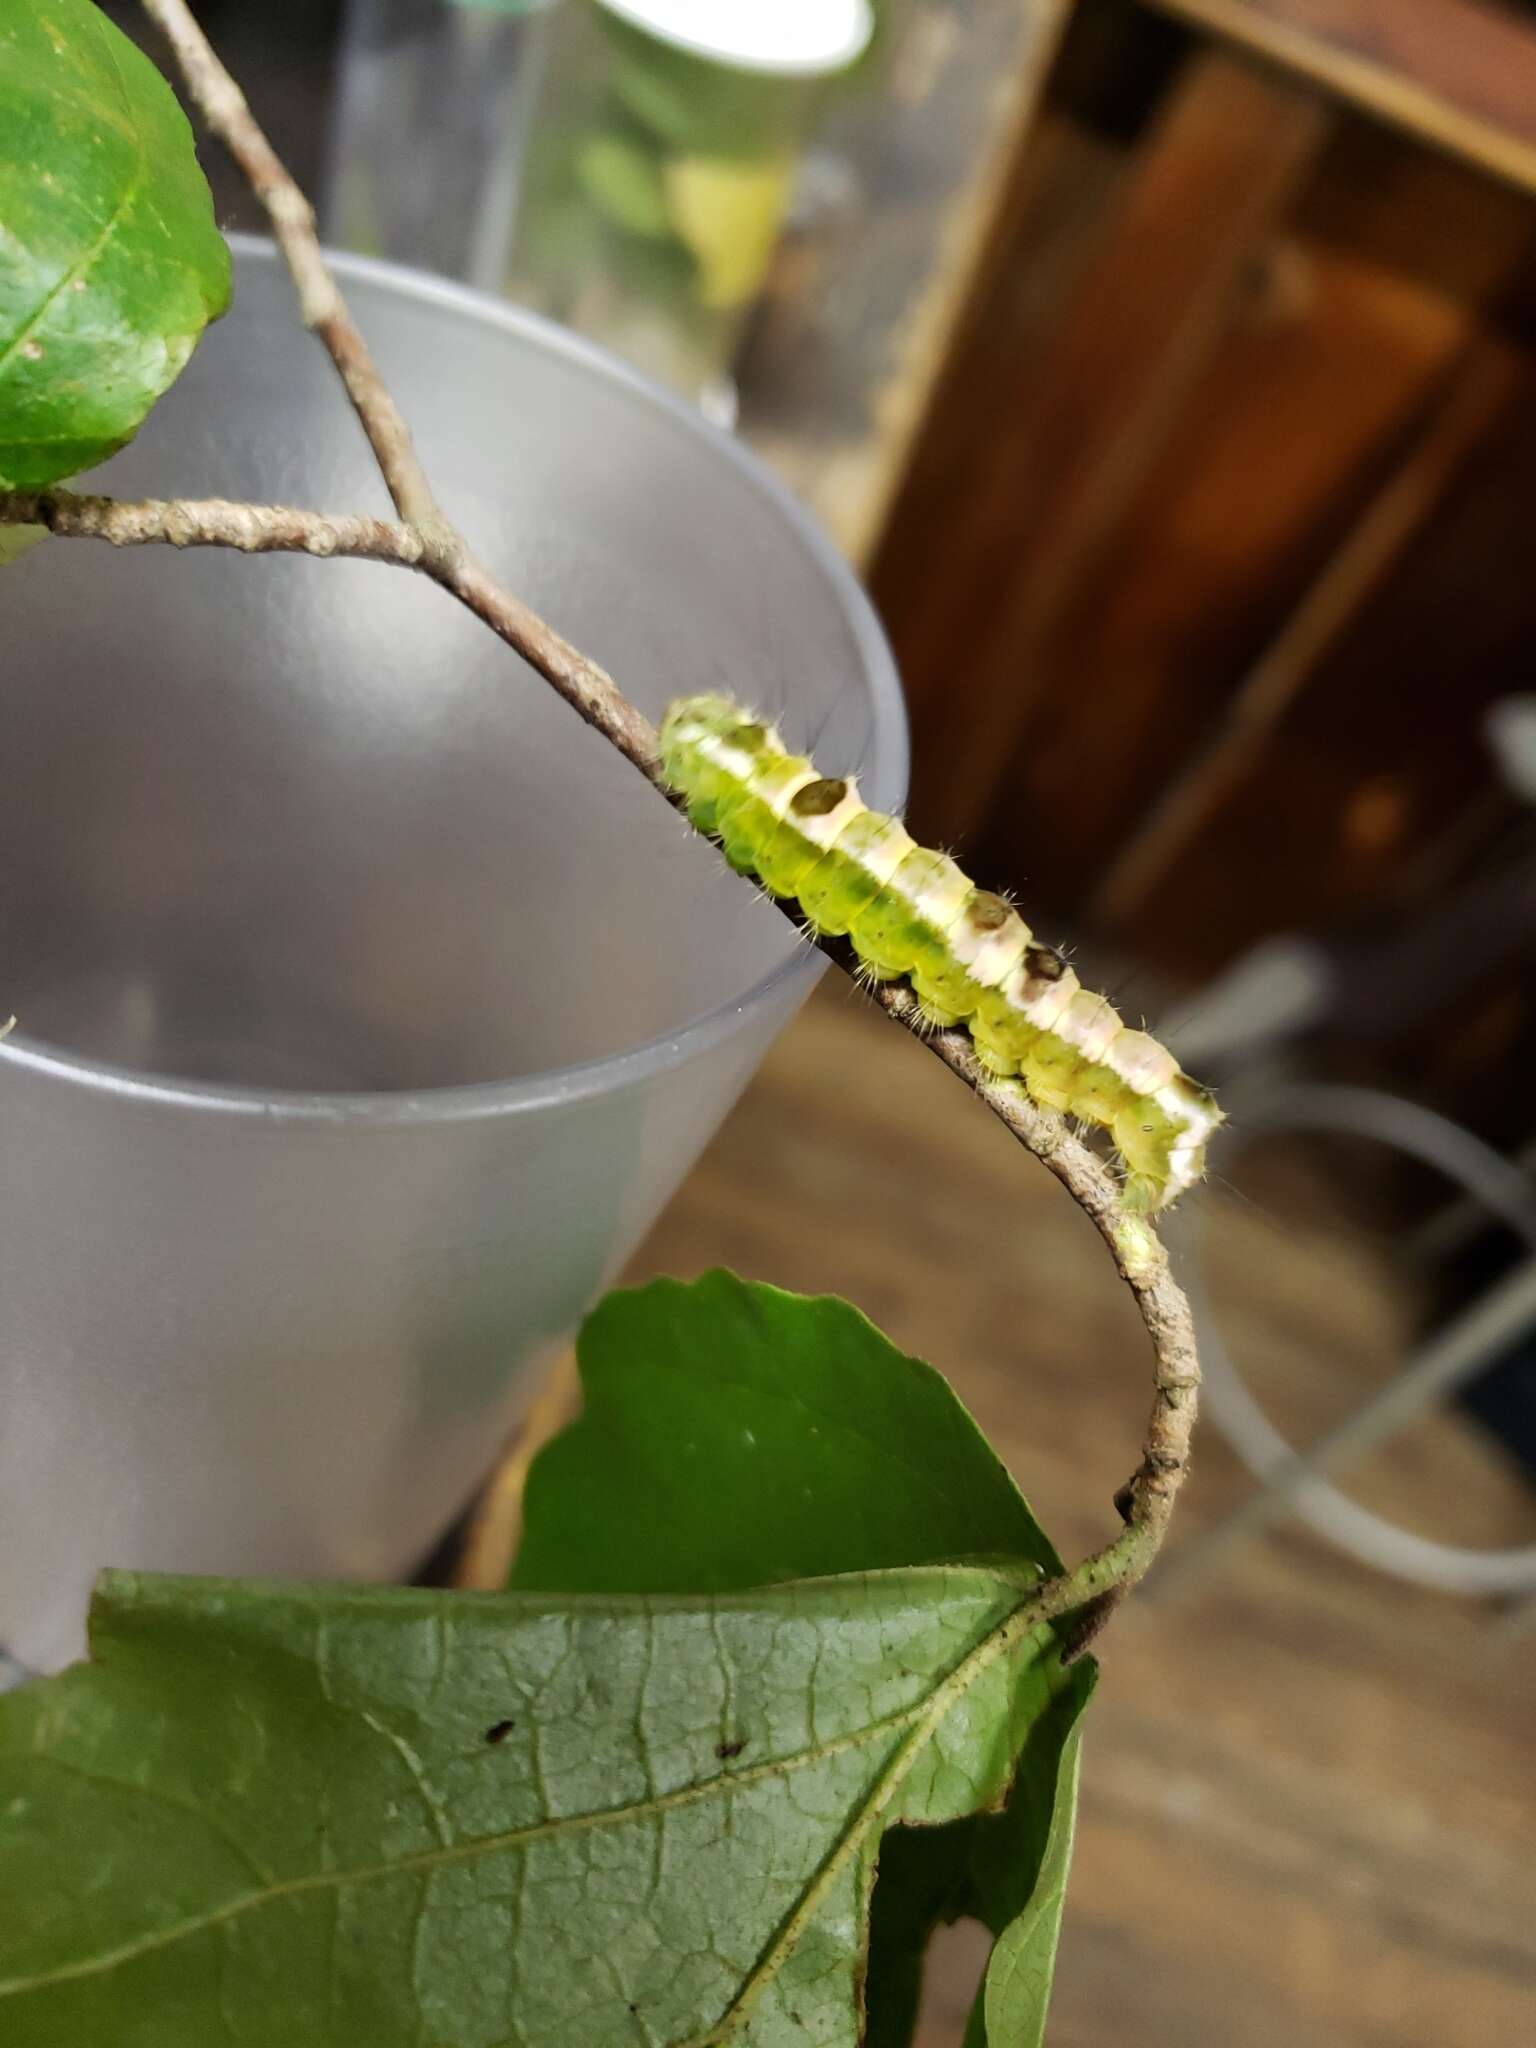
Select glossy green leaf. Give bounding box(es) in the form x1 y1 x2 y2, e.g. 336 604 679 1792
0 1563 1062 2046
512 1270 1061 1596
0 0 230 490
513 1272 1089 2048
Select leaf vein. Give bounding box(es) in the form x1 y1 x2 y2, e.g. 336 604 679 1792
0 1684 941 2001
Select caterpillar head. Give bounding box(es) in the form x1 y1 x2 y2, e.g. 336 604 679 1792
660 694 775 756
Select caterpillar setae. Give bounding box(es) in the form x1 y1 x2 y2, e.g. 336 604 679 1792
660 693 1221 1213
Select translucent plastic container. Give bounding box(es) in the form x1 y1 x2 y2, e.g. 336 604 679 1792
511 0 874 411
0 241 906 1672
323 0 559 292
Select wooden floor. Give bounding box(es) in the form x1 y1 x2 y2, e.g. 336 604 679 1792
624 979 1536 2048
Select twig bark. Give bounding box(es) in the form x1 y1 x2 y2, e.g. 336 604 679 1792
136 0 660 777
0 489 428 564
871 986 1199 1590
138 0 443 544
5 0 1205 1621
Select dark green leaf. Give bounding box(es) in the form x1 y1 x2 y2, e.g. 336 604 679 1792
511 1269 1060 1596
866 1666 1094 2048
0 1563 1058 2046
0 0 230 489
513 1272 1089 2048
968 1663 1095 2048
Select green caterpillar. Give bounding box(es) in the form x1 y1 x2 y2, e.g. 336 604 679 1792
660 694 1221 1212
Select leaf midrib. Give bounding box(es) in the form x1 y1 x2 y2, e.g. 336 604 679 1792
681 1596 1047 2043
0 1583 1047 2018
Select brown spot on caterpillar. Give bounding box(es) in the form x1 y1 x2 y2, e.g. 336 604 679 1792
1024 943 1066 982
732 722 768 752
965 890 1012 932
715 1738 747 1760
791 776 848 817
484 1719 515 1744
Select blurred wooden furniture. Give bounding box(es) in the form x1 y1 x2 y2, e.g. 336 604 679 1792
1158 0 1536 192
851 0 1536 1159
874 1 1536 916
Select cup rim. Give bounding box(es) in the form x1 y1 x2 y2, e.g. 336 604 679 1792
596 0 874 77
0 237 908 1126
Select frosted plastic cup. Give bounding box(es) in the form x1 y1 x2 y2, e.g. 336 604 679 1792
0 238 907 1672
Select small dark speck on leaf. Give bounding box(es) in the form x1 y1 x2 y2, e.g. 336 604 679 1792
715 1738 747 1760
484 1719 515 1745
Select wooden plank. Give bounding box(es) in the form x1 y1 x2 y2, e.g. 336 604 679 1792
1153 0 1536 197
1089 335 1521 927
876 49 1330 845
978 140 1531 908
1121 355 1536 973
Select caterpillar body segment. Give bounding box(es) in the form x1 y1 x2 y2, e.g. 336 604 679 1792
659 694 1220 1211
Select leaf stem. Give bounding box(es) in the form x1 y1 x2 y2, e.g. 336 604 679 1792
9 0 1207 1631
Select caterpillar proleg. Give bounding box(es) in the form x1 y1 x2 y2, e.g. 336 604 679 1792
660 694 1221 1211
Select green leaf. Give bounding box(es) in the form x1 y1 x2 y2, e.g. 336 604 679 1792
512 1270 1061 1596
0 1563 1062 2046
0 0 231 489
513 1273 1089 2048
966 1664 1094 2048
866 1666 1094 2048
0 1277 1092 2044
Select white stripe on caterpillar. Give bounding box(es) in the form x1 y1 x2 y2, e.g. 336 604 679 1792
661 693 1221 1212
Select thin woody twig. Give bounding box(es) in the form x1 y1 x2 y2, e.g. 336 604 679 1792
137 0 661 777
138 0 444 544
1 489 427 565
870 988 1199 1584
8 0 1204 1620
